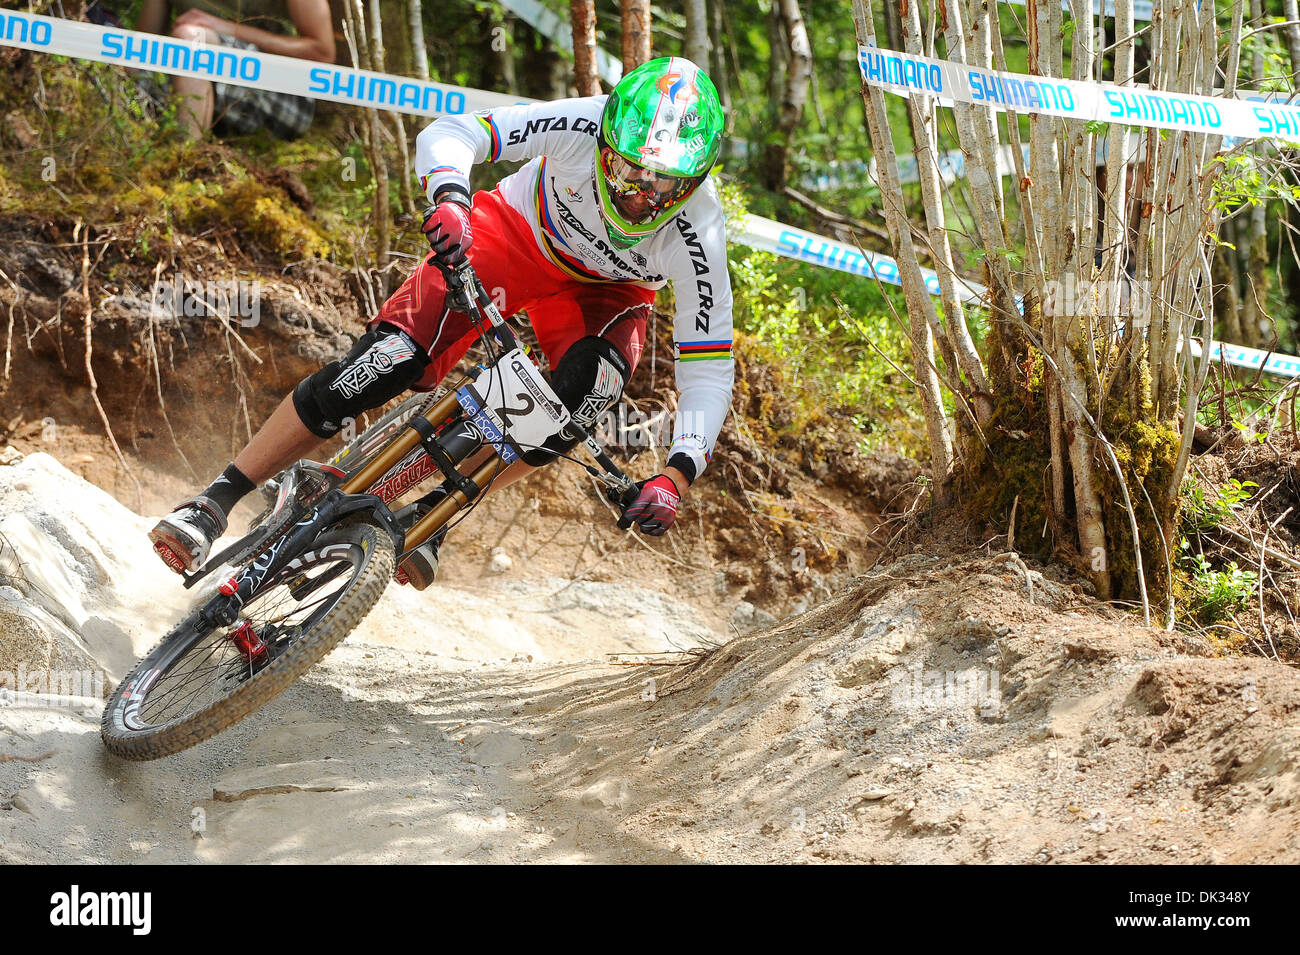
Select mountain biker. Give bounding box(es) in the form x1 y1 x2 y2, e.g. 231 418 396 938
149 56 734 586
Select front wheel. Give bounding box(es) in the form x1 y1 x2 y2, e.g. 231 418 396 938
101 522 394 761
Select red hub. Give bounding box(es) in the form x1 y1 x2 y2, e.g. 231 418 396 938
229 620 267 663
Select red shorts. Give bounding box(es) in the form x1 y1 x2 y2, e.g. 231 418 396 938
372 188 656 391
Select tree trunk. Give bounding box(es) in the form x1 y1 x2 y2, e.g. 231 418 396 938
481 10 518 93
684 0 710 67
620 0 651 72
1240 0 1271 347
854 0 1242 614
762 0 811 192
899 0 991 432
409 0 429 81
850 0 954 505
569 0 601 95
708 0 730 117
1286 0 1300 87
344 0 389 279
375 0 411 77
521 28 568 99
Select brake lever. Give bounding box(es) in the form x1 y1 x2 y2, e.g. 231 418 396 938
441 262 477 314
598 474 640 510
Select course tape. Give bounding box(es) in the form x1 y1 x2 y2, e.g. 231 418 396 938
857 43 1300 142
736 214 989 306
1191 340 1300 380
1002 0 1155 21
0 9 525 116
2 12 1295 378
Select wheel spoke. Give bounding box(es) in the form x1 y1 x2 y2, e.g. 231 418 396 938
131 543 360 729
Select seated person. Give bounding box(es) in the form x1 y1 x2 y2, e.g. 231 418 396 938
135 0 335 139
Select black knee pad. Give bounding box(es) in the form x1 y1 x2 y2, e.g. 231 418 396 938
521 336 631 466
293 324 430 438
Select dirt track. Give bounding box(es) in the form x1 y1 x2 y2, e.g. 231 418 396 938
7 570 1300 863
2 452 1299 863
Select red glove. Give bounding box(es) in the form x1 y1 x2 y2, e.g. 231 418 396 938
617 474 680 537
421 195 473 267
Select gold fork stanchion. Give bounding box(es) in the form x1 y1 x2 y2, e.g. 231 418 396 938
401 454 506 551
340 389 462 496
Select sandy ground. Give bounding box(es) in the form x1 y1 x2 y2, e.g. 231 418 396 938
2 452 1299 864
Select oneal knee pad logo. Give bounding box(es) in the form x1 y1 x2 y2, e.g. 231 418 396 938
561 355 622 441
49 885 152 935
329 335 417 399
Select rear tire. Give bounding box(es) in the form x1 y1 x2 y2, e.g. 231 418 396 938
101 522 394 761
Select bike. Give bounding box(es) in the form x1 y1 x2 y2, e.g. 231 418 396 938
101 262 640 760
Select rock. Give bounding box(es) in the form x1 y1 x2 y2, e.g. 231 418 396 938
0 446 22 466
211 761 357 802
731 600 777 633
459 722 526 766
580 778 631 810
10 790 39 817
489 547 512 574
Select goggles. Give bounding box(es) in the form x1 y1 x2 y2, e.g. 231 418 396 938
599 146 702 223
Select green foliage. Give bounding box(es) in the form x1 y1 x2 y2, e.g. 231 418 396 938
1181 478 1258 531
0 60 338 260
1176 474 1259 624
718 181 925 453
1208 153 1300 212
1182 550 1257 624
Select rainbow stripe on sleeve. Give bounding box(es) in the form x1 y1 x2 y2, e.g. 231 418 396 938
677 341 732 362
419 165 463 193
477 114 503 161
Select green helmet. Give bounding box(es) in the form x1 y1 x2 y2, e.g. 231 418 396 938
596 57 724 249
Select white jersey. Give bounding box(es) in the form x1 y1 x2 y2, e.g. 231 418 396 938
415 96 734 481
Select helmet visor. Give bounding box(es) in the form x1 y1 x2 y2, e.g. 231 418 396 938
599 146 703 225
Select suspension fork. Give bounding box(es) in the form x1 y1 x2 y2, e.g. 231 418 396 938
402 454 508 551
339 387 507 553
340 389 461 496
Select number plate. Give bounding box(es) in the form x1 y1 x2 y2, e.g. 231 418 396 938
457 348 571 462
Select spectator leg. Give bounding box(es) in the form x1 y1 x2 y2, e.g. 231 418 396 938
170 24 219 137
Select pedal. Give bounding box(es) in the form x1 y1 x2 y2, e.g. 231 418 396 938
153 539 187 574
